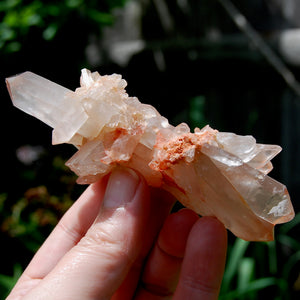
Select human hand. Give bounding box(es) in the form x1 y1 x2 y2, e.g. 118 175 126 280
7 167 227 300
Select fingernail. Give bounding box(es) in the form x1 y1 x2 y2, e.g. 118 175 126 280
102 168 140 209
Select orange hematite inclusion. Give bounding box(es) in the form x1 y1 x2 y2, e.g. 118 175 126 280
151 129 218 171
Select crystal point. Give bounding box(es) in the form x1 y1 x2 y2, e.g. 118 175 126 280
6 69 295 241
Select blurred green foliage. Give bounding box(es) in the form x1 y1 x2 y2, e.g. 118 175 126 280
0 0 127 53
0 150 83 298
220 215 300 299
0 264 22 297
189 96 207 129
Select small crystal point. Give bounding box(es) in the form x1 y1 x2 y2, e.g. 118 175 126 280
6 69 295 241
216 132 257 162
6 72 73 128
247 144 282 174
6 72 89 145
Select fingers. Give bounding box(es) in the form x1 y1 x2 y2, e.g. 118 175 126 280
135 209 199 298
112 188 175 300
173 217 227 300
22 168 153 300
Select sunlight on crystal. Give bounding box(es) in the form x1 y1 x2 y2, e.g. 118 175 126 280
268 199 290 217
6 69 295 241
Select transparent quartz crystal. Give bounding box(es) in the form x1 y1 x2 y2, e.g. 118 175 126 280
6 69 295 241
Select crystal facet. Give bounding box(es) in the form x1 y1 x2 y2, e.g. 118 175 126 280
6 69 295 241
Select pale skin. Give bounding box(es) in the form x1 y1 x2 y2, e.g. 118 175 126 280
7 167 227 300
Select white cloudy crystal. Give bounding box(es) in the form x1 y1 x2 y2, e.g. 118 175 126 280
6 69 295 241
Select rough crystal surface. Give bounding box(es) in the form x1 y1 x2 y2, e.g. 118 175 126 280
6 69 295 241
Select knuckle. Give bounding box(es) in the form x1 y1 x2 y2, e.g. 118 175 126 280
75 222 132 263
181 275 219 296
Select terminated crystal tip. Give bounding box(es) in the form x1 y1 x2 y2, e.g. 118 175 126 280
6 69 295 241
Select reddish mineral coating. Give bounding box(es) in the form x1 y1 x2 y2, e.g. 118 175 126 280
150 129 218 171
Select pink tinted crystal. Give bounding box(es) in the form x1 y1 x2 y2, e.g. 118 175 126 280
6 69 295 241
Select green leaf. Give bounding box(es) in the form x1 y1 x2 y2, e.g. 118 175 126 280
47 4 61 16
0 0 21 12
0 24 15 41
0 264 22 296
65 0 83 8
220 277 279 300
3 11 20 27
87 9 114 25
106 0 128 9
189 95 207 128
221 238 250 293
15 1 43 28
237 257 255 294
43 23 59 40
267 241 277 274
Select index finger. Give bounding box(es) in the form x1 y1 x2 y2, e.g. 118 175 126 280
19 177 108 281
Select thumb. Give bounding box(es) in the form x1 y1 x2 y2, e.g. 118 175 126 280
24 168 151 300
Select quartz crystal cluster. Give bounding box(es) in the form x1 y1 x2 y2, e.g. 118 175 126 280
6 69 294 241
